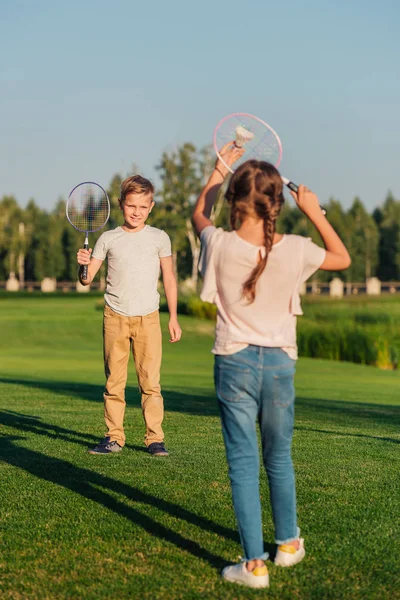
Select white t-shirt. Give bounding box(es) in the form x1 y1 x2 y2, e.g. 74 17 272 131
199 226 326 359
92 225 172 317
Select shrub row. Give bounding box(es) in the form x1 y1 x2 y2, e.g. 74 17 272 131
109 296 399 369
160 296 217 320
297 322 398 369
303 309 395 325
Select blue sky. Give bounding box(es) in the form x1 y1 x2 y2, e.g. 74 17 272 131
1 0 399 211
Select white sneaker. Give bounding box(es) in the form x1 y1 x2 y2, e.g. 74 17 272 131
222 562 269 588
275 538 305 567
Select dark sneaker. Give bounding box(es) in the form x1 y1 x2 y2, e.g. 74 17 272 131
88 438 122 454
147 442 169 456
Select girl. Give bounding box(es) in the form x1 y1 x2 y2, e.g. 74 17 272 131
192 144 351 589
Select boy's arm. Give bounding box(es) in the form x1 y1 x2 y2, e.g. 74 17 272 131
160 256 182 343
77 248 103 285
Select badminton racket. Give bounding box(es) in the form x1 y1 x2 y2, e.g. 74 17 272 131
66 182 110 280
213 112 326 214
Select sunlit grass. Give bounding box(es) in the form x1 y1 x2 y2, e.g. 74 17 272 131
0 295 399 599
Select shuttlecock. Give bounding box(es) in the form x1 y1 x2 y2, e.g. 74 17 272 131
235 125 254 147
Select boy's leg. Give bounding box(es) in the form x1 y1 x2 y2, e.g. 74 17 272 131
103 305 131 447
131 310 164 446
214 349 267 562
259 350 299 544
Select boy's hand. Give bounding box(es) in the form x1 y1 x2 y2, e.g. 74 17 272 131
77 248 92 265
168 317 182 343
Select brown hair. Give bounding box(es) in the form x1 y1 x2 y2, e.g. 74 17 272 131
120 175 155 204
225 160 285 303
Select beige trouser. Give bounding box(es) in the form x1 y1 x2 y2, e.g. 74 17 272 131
103 304 164 447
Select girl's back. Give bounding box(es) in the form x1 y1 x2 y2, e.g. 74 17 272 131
200 226 325 358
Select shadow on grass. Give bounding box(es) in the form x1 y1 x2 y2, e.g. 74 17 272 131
296 396 400 430
295 425 399 444
0 410 279 564
3 376 400 423
2 377 400 432
0 376 219 416
0 428 239 570
0 410 149 453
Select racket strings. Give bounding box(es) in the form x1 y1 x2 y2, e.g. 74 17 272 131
215 115 282 170
67 185 110 232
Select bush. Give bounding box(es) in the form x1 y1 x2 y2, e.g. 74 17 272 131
97 295 400 369
187 297 217 320
160 295 216 320
354 312 392 325
159 298 191 315
297 321 400 367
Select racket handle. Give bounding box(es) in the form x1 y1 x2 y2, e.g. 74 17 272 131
281 176 298 193
286 181 298 193
281 177 327 216
82 238 89 281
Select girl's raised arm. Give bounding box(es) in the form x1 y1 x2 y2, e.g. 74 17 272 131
290 185 351 271
192 143 244 236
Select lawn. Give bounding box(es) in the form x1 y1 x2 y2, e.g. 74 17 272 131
0 295 399 599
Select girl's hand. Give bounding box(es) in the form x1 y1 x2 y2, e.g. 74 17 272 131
77 248 92 265
214 141 245 178
168 317 182 343
289 185 322 217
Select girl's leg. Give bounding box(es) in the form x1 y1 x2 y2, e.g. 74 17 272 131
214 350 267 562
259 350 299 544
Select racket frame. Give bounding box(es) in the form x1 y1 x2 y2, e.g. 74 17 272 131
213 112 283 174
66 181 110 281
213 113 326 215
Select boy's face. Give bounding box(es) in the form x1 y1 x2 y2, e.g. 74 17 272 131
120 192 155 231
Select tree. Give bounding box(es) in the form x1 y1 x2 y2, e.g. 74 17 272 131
315 198 353 283
0 195 24 279
347 197 379 282
374 192 400 281
107 174 124 229
155 143 207 288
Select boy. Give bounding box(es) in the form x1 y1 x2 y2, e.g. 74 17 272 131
77 175 181 456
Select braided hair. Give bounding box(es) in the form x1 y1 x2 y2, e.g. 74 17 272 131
225 160 285 303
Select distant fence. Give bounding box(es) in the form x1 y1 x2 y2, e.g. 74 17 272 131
1 276 400 297
0 277 104 293
302 277 400 297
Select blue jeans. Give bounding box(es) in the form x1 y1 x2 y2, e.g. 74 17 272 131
214 346 299 561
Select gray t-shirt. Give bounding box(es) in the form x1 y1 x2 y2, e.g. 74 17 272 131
92 225 172 317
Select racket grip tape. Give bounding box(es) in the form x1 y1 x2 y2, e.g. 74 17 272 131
286 181 298 193
82 241 89 281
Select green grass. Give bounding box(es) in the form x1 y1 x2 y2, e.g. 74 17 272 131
0 295 399 599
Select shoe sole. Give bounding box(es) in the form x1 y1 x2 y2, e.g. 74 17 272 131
88 450 119 456
222 574 269 588
88 449 122 454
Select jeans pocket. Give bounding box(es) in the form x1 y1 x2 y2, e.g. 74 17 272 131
216 364 252 403
272 370 295 407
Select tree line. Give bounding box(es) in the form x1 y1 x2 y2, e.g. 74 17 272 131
1 143 399 287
